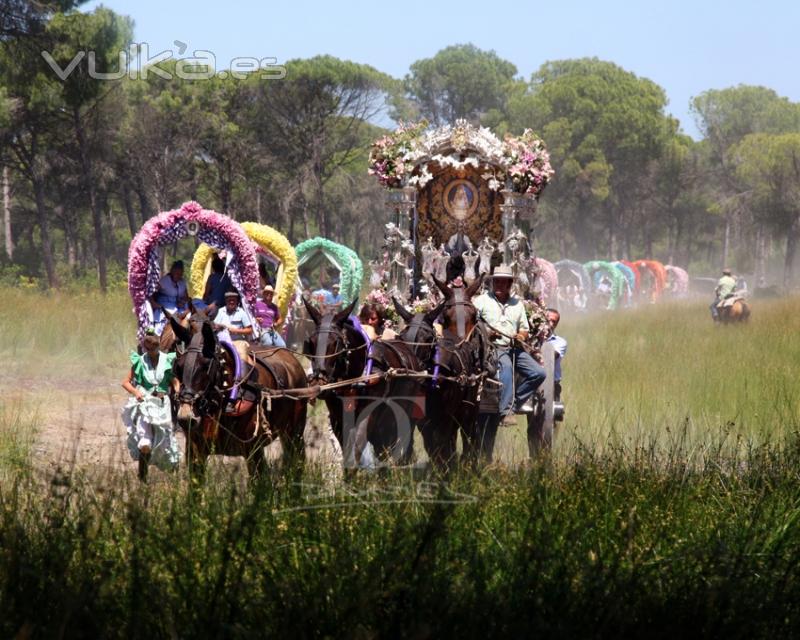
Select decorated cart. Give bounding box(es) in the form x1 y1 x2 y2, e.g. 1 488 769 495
127 201 260 340
190 221 298 321
584 260 626 310
665 264 690 297
634 259 668 303
367 119 553 303
554 259 591 310
295 237 363 306
367 119 560 448
613 261 638 307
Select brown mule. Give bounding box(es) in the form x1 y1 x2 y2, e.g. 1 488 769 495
171 317 308 480
420 275 488 470
719 298 751 324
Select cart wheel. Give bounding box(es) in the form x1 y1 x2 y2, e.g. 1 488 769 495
527 341 555 456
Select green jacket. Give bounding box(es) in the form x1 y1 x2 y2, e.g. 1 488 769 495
130 351 176 394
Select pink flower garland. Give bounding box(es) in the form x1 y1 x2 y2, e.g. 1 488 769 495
534 257 558 305
128 201 260 337
666 265 690 295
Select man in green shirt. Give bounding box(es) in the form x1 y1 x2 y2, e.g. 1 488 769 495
473 265 546 416
710 267 737 321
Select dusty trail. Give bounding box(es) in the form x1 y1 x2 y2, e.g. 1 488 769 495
1 369 345 480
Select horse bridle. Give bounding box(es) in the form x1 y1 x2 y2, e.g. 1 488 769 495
178 343 220 413
444 288 476 338
309 317 352 383
401 316 437 361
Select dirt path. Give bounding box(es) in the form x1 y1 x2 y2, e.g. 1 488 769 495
2 370 344 480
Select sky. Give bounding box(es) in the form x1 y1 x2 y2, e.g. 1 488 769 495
83 0 800 139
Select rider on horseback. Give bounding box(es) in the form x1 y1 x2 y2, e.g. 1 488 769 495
473 265 546 419
710 267 737 322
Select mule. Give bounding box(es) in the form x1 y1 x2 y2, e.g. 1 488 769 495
719 297 751 324
420 276 490 470
301 298 368 456
351 299 445 467
170 317 308 479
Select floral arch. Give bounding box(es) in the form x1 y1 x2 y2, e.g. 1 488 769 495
295 237 363 305
190 222 298 319
127 201 259 339
665 265 690 297
554 259 592 294
584 260 626 310
634 259 668 302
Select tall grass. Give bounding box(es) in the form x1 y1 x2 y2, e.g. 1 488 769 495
1 449 800 637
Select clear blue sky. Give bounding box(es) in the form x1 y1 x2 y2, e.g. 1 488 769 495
84 0 800 138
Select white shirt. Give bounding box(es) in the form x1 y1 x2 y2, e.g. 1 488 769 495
547 333 567 381
214 306 252 341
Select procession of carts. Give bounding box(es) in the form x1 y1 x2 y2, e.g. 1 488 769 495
127 120 693 468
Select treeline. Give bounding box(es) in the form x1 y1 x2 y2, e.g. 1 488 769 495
2 2 800 290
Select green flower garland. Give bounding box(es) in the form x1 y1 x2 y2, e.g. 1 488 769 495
296 237 363 305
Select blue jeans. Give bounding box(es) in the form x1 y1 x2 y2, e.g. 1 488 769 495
497 347 547 415
710 298 720 320
259 329 286 348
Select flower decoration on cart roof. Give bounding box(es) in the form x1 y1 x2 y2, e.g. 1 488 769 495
368 119 554 196
127 201 260 339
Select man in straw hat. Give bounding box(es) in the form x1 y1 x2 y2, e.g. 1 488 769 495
473 264 546 418
710 267 737 322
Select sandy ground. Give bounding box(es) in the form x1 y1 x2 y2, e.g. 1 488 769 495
2 368 347 481
2 366 532 482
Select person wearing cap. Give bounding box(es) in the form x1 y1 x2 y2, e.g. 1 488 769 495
324 282 344 312
149 260 189 334
473 265 546 417
213 291 253 362
254 284 286 348
710 267 737 321
121 331 180 473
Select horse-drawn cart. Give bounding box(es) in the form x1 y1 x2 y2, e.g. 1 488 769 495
364 119 563 458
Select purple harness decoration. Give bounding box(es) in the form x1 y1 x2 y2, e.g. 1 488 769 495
349 315 374 377
219 338 243 401
431 344 441 389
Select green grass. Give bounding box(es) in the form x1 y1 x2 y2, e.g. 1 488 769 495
2 289 800 636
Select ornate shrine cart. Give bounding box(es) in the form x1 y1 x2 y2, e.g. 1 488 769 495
367 120 563 449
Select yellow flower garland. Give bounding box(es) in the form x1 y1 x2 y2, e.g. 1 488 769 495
190 222 298 319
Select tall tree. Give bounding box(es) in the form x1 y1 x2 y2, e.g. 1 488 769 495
249 55 393 239
402 44 518 126
505 58 670 258
730 133 800 286
692 86 800 268
46 7 133 292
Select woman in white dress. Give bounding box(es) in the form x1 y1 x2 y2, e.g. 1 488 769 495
121 332 180 477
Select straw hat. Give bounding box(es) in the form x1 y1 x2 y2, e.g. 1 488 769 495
489 264 515 280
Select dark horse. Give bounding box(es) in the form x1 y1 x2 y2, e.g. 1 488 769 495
352 298 445 467
420 275 490 470
301 298 368 462
170 317 308 479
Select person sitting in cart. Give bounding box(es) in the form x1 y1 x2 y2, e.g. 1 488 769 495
324 282 344 312
254 284 286 348
212 291 253 363
473 264 546 417
149 260 189 335
203 254 234 316
545 308 567 402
